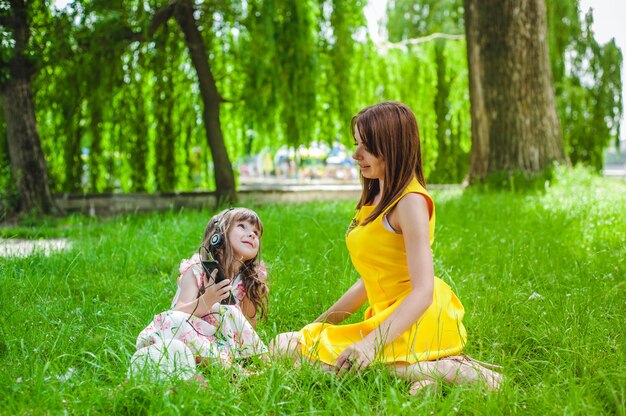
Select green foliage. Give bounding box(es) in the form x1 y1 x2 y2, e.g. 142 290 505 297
387 0 464 38
385 0 470 183
382 0 623 181
6 0 622 198
1 172 625 413
0 4 14 86
325 0 368 137
547 1 623 170
243 0 351 146
474 165 556 193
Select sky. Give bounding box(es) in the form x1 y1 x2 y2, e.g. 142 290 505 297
364 0 626 144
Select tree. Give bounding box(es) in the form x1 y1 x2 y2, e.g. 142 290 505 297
0 0 61 215
134 0 235 200
386 0 469 183
463 0 567 184
546 2 623 171
243 0 320 146
33 0 362 195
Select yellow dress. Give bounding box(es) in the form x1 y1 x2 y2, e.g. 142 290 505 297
299 178 467 364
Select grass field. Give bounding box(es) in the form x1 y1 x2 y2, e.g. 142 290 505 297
1 168 625 414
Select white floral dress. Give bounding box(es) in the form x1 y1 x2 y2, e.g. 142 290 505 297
133 254 268 365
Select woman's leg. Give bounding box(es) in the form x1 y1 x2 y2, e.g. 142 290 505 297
391 356 503 392
442 355 503 390
391 360 446 394
269 332 302 359
270 332 339 372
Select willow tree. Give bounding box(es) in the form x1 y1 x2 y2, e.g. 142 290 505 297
387 0 469 183
546 1 623 171
150 0 235 200
243 0 319 146
0 0 60 215
463 0 567 184
325 0 368 137
32 0 372 196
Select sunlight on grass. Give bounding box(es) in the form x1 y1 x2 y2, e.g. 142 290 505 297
1 168 624 413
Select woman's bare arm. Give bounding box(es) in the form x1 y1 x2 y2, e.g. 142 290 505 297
314 278 368 325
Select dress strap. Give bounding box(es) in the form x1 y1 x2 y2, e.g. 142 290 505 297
382 178 433 218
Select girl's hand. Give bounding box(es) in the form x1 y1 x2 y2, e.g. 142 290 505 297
335 340 376 374
200 269 231 306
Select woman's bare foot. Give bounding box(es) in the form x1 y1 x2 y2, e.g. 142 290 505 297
442 355 503 391
409 378 437 395
392 355 503 392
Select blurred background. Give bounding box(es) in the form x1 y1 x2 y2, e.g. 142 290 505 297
1 0 623 215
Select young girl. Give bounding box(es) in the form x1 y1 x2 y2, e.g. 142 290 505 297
271 102 502 393
129 207 269 380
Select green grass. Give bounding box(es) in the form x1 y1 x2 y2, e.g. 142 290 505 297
1 167 625 414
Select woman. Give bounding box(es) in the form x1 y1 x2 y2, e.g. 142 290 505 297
271 101 502 393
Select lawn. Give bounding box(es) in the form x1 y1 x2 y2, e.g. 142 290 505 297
1 168 625 414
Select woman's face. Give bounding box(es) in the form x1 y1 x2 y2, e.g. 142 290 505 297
352 127 385 180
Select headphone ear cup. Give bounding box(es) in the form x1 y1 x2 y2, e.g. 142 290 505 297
210 233 222 248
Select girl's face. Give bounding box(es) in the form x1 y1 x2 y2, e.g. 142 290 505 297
352 127 385 180
227 220 261 261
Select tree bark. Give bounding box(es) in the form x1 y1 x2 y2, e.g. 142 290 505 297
1 0 61 215
463 0 567 184
2 78 60 215
173 0 235 201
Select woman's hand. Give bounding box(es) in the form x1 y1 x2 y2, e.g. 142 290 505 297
335 340 376 373
200 269 231 307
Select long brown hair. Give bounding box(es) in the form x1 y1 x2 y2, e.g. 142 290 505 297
352 101 426 225
200 208 269 320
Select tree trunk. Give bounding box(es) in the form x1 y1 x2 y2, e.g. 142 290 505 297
433 39 454 182
463 0 567 184
174 0 235 202
1 0 60 215
2 79 60 215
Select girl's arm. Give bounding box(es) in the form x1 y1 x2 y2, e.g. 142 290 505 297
173 267 232 318
314 278 368 325
336 193 434 371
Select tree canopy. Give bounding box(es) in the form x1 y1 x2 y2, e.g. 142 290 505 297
0 0 622 214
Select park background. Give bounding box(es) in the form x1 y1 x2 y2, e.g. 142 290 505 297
1 0 625 214
1 0 625 414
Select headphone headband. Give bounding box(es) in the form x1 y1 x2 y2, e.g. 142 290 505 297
209 207 235 249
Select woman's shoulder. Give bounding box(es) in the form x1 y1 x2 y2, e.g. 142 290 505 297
387 177 434 215
395 192 431 217
404 177 431 197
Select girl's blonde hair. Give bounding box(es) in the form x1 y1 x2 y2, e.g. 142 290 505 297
200 207 268 320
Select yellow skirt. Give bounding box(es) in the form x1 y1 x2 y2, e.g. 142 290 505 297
298 278 467 365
